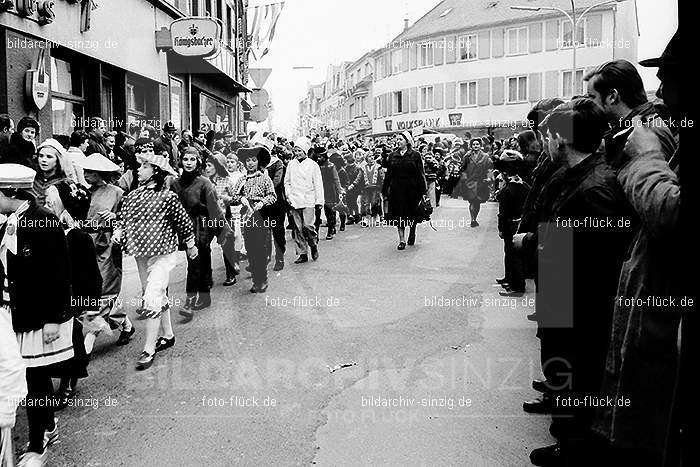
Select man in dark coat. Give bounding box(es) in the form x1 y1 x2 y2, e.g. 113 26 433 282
84 117 108 157
314 147 343 240
263 144 288 271
154 122 181 170
527 99 637 466
587 46 682 466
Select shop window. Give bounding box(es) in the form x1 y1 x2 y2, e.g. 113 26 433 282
50 57 82 97
127 83 147 119
50 56 84 137
170 77 184 130
52 100 82 137
200 93 231 132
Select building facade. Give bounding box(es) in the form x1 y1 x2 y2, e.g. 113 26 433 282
1 0 249 139
341 51 374 138
370 0 639 138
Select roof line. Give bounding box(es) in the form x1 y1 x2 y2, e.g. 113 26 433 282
384 0 451 50
381 4 617 48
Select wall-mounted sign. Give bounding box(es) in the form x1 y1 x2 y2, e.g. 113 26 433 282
448 113 463 126
25 49 50 110
170 18 221 58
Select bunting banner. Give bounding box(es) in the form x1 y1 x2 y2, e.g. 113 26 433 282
247 1 285 61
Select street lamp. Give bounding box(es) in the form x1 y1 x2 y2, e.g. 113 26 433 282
512 0 621 94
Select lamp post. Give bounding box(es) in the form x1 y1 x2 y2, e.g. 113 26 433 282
511 0 620 94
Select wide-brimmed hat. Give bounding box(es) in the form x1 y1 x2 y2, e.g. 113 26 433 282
78 153 121 172
639 30 679 68
238 147 271 169
0 163 36 189
136 150 178 177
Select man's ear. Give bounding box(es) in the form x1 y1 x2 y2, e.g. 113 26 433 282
606 89 620 106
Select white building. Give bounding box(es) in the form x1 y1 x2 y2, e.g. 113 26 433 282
341 52 375 138
370 0 639 138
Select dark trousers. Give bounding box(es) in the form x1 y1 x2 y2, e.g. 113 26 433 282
223 247 239 278
314 204 337 233
346 189 361 217
26 366 55 453
186 240 212 296
267 212 286 262
503 235 525 291
243 212 271 286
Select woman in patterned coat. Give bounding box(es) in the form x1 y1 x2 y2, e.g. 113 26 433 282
114 149 197 370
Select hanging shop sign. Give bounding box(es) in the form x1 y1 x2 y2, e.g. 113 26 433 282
25 49 50 110
170 17 221 58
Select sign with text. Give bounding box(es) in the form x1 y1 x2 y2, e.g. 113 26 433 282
171 17 220 58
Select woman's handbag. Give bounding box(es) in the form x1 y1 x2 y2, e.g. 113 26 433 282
333 194 348 214
417 194 433 221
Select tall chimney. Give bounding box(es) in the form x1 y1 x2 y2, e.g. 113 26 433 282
404 17 409 30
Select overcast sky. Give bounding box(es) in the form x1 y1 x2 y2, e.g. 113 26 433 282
247 0 678 137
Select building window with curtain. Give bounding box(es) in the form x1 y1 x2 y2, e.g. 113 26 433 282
50 56 84 137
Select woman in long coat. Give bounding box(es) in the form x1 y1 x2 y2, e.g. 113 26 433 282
381 131 427 250
459 138 493 227
79 154 135 351
171 147 230 317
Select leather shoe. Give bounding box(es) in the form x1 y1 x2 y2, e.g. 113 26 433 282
532 379 549 393
499 288 525 297
136 351 155 371
397 242 406 250
496 277 508 284
527 312 537 321
223 276 237 286
294 254 308 264
523 393 553 414
115 327 135 346
529 443 563 466
310 245 319 261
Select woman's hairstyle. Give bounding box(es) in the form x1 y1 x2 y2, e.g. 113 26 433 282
69 130 89 148
142 125 157 139
150 165 169 191
181 146 203 173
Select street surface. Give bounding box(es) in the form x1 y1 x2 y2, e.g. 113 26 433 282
15 198 552 466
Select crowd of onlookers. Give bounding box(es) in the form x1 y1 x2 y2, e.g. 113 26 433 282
0 29 689 467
